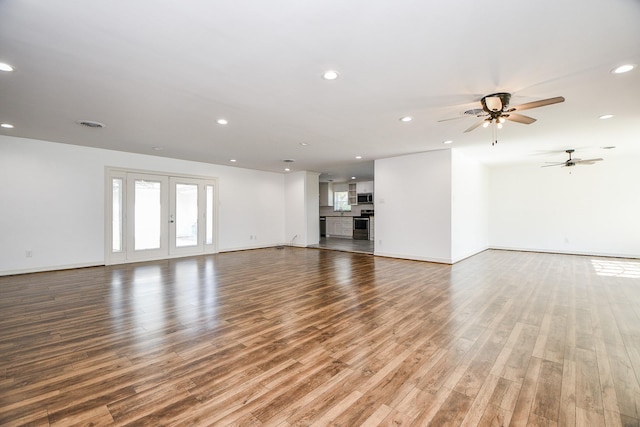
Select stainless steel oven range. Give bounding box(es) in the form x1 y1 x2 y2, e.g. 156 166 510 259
353 209 374 240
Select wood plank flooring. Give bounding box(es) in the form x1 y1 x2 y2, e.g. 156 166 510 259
1 248 640 426
310 237 374 254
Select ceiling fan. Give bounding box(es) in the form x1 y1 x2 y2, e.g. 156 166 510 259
440 92 565 133
542 149 603 167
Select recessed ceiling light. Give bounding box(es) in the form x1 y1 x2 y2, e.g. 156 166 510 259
400 116 412 122
1 123 14 129
217 118 228 125
351 176 356 180
230 159 237 162
443 140 453 144
284 168 291 172
299 142 309 146
612 64 635 74
152 146 163 151
322 70 339 80
0 62 14 72
355 156 362 159
599 114 614 119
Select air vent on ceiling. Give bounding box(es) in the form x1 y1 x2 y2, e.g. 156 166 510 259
77 120 105 128
283 159 295 163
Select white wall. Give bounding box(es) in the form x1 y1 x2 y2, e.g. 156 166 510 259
284 172 306 246
489 156 640 258
284 171 319 247
305 172 320 245
0 135 286 275
375 150 452 263
451 149 489 262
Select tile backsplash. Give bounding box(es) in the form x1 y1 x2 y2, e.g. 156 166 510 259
319 204 373 217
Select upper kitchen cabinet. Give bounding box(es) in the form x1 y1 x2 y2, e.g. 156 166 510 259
356 181 374 194
348 183 357 206
319 182 333 207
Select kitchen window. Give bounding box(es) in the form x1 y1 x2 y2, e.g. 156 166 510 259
333 191 351 212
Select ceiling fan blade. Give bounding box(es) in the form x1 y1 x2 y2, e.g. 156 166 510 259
504 113 537 124
439 109 488 122
575 158 603 165
437 116 467 122
464 120 485 133
541 163 565 167
512 96 565 112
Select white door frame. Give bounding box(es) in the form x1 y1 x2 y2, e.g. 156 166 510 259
126 172 169 261
105 167 218 265
169 176 218 257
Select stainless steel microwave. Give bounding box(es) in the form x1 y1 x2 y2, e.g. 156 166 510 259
357 193 373 204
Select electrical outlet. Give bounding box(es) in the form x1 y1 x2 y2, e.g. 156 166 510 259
26 250 32 257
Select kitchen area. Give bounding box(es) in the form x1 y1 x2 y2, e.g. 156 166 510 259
315 180 375 254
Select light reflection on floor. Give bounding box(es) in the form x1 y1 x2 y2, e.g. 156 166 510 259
591 258 640 279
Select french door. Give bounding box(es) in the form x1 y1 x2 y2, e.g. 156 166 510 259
106 169 217 264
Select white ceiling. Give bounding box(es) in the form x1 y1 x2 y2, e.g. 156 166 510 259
1 0 639 183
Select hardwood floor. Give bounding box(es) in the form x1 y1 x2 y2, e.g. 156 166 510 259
1 248 640 426
310 237 375 254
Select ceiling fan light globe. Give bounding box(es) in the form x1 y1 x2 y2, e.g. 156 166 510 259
485 97 502 112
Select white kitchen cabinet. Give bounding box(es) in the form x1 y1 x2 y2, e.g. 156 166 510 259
340 217 353 237
326 217 337 236
356 181 374 194
326 217 353 238
348 183 357 206
319 182 333 207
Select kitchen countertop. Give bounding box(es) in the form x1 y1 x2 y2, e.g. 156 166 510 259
321 215 374 218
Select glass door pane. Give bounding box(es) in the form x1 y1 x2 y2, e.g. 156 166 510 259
169 177 203 255
206 185 214 245
125 173 168 260
134 179 162 250
175 183 198 247
112 178 123 252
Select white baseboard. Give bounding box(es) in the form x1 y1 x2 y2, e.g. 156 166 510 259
489 246 640 260
373 251 452 264
451 247 490 264
219 243 297 253
0 262 102 277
